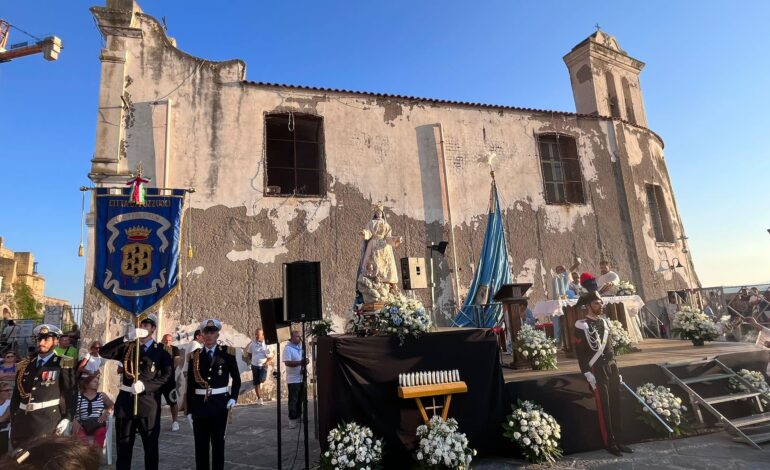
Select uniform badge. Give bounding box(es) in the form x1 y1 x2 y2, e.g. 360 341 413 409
40 326 49 334
218 367 223 376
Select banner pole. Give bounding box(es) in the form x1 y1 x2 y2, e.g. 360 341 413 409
134 316 140 416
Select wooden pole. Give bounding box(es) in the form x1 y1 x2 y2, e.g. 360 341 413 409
134 317 140 416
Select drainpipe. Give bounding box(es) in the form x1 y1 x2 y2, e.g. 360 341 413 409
154 99 173 336
437 123 461 309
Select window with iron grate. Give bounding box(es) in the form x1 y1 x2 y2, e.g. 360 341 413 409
264 113 325 197
537 134 586 205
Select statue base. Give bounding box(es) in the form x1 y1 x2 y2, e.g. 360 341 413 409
361 302 385 313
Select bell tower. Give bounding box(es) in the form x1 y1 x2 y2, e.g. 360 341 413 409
563 30 647 127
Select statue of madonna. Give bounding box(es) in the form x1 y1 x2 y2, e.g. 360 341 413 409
355 203 403 304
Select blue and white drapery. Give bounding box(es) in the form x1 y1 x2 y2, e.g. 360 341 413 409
452 179 512 328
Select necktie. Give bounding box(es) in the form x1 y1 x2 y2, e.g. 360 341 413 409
208 349 214 360
37 359 44 368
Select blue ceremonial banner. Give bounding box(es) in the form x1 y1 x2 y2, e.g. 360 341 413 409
453 181 512 328
94 187 185 318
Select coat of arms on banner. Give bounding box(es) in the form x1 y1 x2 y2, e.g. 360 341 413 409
94 187 185 317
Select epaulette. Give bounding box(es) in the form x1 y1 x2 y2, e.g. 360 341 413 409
220 345 236 356
60 356 74 368
575 319 588 331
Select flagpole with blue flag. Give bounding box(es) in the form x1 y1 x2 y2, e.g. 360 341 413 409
453 172 512 328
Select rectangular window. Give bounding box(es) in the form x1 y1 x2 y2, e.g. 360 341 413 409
646 183 675 243
537 134 585 205
265 114 324 196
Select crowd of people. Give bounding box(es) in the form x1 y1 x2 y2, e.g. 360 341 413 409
0 315 308 469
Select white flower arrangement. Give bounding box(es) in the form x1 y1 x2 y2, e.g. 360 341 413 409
321 422 383 470
729 369 770 405
672 306 720 345
515 324 558 370
415 416 476 469
348 294 432 345
502 400 562 464
609 320 634 355
616 281 637 296
635 383 688 435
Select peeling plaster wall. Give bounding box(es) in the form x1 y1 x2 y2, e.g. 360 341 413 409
84 6 698 396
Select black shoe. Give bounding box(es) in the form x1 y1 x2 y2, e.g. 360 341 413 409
607 446 623 457
616 444 634 453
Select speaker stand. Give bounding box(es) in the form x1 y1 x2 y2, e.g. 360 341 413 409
275 344 283 470
301 318 310 469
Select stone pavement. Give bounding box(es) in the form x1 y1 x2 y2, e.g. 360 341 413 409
100 400 320 469
102 402 769 469
476 432 770 469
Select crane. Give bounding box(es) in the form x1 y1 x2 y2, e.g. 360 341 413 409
0 19 62 63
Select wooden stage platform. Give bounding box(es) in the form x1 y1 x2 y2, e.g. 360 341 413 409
503 339 764 382
502 339 768 454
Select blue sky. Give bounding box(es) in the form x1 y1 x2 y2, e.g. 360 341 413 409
1 1 768 304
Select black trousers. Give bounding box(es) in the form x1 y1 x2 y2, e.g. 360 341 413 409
287 383 304 420
0 429 8 456
592 361 622 448
115 415 160 470
192 412 228 470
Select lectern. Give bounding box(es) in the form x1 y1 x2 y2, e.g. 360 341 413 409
494 283 532 369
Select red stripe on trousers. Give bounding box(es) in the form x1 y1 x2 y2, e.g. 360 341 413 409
593 386 609 447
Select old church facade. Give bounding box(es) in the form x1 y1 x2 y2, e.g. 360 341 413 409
83 0 697 350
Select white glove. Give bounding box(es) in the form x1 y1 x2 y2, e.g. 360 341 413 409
125 327 149 342
55 418 70 435
226 399 236 409
132 380 145 394
187 414 194 429
618 374 624 384
584 372 597 391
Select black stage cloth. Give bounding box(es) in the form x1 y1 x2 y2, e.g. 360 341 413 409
505 349 770 453
317 329 507 464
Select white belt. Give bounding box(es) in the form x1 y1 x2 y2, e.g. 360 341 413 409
195 386 229 396
119 385 140 395
19 399 60 411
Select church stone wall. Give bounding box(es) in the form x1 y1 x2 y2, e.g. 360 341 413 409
83 2 697 401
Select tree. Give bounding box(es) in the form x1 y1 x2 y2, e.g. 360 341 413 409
13 283 42 319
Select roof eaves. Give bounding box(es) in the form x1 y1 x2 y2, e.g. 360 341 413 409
242 80 664 148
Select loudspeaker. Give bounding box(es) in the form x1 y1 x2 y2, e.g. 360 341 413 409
258 298 292 345
400 257 427 290
283 261 322 322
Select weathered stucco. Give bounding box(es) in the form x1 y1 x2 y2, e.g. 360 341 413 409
83 1 698 398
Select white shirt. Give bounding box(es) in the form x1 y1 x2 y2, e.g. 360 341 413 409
0 399 9 431
283 342 303 384
597 271 620 295
82 354 103 374
181 340 202 373
247 340 274 367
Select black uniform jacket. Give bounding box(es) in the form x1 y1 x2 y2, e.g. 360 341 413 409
574 316 615 374
100 337 173 421
10 353 76 444
186 345 241 418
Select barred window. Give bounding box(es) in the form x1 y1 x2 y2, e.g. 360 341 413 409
264 114 324 196
646 184 675 243
537 134 585 205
